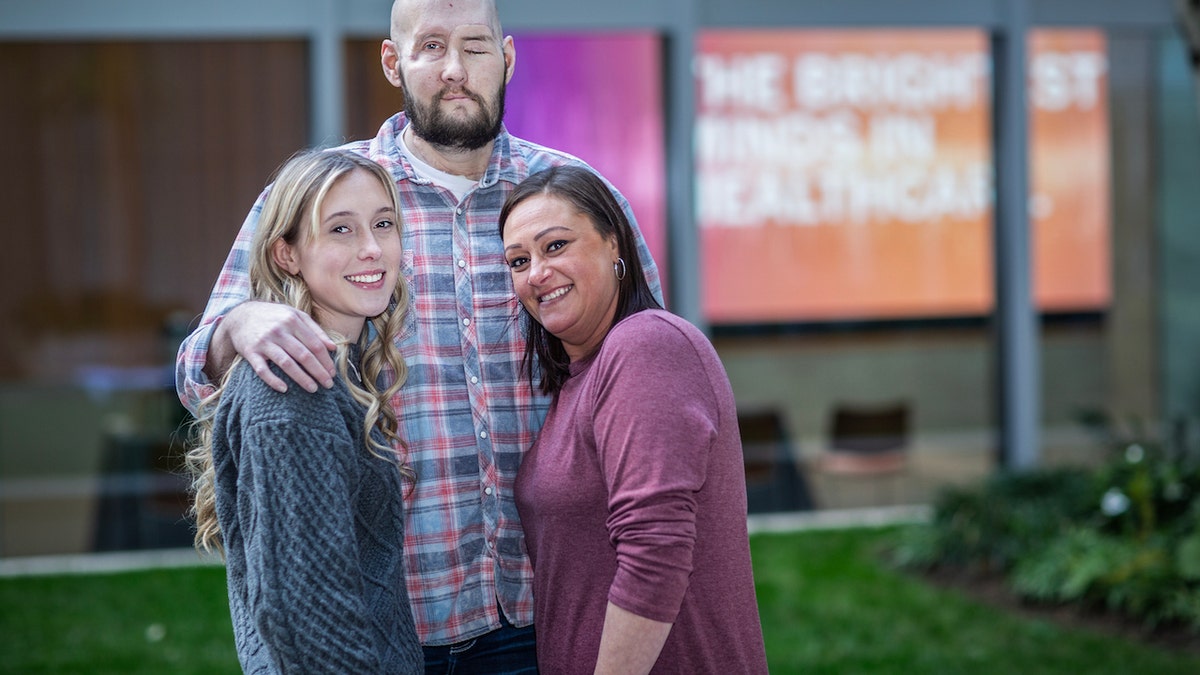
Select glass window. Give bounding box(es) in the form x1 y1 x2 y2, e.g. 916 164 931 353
0 40 309 557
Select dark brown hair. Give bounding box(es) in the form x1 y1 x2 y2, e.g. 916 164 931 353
498 165 661 394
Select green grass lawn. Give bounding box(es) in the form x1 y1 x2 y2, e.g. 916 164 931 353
752 527 1200 675
2 527 1197 674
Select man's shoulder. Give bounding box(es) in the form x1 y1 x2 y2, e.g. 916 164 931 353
334 111 405 165
500 129 591 175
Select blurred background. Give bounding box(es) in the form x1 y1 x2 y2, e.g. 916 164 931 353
1 0 1197 559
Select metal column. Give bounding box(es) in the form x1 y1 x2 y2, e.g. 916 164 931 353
992 0 1041 469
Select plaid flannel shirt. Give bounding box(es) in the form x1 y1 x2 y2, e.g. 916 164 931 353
176 112 662 645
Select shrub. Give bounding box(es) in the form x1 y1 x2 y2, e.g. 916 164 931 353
890 467 1096 573
890 413 1200 632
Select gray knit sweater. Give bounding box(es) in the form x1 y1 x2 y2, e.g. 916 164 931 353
212 357 423 673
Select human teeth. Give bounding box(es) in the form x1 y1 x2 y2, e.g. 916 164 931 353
539 286 570 302
347 273 383 283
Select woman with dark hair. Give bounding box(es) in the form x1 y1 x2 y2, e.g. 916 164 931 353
499 165 768 674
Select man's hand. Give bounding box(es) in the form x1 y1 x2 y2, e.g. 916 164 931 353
208 301 337 393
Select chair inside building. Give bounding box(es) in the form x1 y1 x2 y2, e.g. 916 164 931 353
823 401 911 475
738 408 815 513
814 401 912 508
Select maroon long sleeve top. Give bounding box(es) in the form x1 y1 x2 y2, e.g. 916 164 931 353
515 310 768 674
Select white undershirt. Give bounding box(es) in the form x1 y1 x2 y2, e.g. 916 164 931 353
398 125 479 202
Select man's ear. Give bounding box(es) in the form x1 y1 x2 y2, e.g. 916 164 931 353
502 35 516 84
273 239 302 276
381 39 403 88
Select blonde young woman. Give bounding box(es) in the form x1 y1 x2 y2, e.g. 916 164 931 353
187 149 423 674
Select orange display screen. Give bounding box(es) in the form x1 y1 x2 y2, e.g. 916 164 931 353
695 29 1110 324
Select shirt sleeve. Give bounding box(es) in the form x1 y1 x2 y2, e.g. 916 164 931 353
236 395 385 672
174 193 265 413
591 316 719 623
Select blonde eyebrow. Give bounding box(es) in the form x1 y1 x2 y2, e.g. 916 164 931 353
322 205 395 223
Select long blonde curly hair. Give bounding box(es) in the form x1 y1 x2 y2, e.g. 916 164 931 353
186 149 412 556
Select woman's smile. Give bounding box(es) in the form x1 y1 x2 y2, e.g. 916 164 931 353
502 194 620 362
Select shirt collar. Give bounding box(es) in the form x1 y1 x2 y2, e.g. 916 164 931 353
376 111 520 190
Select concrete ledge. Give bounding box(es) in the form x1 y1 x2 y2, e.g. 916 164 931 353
747 504 931 535
0 547 223 578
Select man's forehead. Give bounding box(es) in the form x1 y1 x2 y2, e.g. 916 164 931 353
394 0 499 38
409 22 496 41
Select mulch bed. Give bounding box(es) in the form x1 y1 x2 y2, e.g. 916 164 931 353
915 566 1200 656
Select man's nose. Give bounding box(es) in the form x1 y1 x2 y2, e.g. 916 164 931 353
441 48 466 83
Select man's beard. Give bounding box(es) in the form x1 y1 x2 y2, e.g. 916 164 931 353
401 77 506 151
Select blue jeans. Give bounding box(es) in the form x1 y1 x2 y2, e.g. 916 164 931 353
422 610 538 674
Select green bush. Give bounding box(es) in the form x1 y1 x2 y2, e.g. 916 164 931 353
890 467 1096 573
891 413 1200 632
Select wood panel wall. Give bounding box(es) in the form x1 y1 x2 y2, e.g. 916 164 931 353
343 38 405 143
0 40 309 381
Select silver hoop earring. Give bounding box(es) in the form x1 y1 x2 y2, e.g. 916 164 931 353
613 257 627 281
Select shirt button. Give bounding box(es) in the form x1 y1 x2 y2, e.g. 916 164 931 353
458 259 466 268
480 431 488 439
470 376 479 384
456 207 464 215
484 486 494 496
462 318 470 327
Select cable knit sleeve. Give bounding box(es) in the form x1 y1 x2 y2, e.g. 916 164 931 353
233 383 385 672
590 312 721 624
